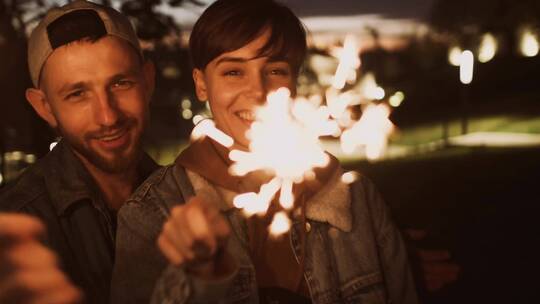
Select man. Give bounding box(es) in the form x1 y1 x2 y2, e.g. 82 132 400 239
0 1 157 303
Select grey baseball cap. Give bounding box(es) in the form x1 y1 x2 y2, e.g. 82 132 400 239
28 0 142 87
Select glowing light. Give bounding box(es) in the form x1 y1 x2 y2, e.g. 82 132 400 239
326 90 356 128
191 119 234 148
330 35 361 89
389 91 405 107
49 142 58 151
459 50 474 85
341 171 359 184
520 29 539 57
25 154 36 164
373 87 385 100
340 104 394 160
478 33 497 63
0 173 3 185
269 211 291 237
229 88 331 219
192 114 205 125
278 179 294 209
358 73 385 101
5 151 24 162
448 46 462 66
181 98 192 109
182 109 193 120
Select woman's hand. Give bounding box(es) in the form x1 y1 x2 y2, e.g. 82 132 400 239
157 197 235 279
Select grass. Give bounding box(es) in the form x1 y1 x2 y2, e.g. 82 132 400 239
391 114 540 146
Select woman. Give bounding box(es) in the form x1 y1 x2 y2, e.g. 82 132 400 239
111 0 417 303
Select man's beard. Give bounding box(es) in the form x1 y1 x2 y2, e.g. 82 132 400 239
58 118 143 174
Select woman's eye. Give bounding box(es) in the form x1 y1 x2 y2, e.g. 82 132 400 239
224 70 242 76
268 67 290 76
113 80 134 89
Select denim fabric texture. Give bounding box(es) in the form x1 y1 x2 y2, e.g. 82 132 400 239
111 160 417 304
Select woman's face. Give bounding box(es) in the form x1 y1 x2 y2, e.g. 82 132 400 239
193 30 296 150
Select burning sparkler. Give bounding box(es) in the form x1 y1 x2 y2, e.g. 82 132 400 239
340 103 394 160
229 88 331 230
189 34 396 236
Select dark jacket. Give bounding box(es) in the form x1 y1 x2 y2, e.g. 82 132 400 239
0 140 158 304
111 160 418 304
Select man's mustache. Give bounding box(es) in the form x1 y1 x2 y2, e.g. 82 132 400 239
86 117 136 140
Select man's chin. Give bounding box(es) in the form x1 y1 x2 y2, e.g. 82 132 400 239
72 142 141 174
91 149 141 174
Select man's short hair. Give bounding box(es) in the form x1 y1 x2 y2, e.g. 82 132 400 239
28 0 142 88
189 0 307 74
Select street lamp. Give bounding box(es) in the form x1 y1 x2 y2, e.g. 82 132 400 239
459 50 474 134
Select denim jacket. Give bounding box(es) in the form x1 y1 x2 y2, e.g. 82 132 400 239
111 160 417 304
0 140 158 304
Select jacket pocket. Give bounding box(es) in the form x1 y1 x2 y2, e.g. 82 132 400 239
341 271 387 304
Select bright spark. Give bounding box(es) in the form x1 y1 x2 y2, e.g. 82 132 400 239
229 88 331 213
330 35 361 90
340 103 394 160
269 211 292 237
191 119 234 148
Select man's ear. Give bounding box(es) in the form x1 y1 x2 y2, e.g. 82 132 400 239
192 69 208 102
142 60 156 103
25 88 58 128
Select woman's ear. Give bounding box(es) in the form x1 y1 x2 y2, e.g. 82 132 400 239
192 69 208 102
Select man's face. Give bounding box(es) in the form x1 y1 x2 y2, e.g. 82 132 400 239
37 36 153 173
193 30 296 149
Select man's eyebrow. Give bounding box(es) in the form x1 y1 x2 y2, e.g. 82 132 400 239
57 81 88 95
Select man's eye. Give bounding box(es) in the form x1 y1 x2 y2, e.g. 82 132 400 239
66 90 85 100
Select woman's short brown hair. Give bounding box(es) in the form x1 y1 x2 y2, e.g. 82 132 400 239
189 0 307 74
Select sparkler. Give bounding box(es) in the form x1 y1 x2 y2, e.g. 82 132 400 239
340 103 394 160
228 88 331 231
189 34 397 236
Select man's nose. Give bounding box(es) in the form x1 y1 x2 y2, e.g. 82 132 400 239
94 91 120 127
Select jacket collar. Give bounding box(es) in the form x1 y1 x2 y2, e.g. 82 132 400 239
185 166 353 232
43 140 158 216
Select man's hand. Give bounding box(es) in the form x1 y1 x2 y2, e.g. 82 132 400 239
157 197 234 279
0 213 82 304
405 229 461 292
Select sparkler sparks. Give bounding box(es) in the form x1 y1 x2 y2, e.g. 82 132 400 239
330 35 361 90
340 103 394 160
189 34 397 236
228 88 331 223
191 119 234 148
268 211 291 237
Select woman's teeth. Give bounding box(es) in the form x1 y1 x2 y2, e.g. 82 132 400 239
237 111 255 121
